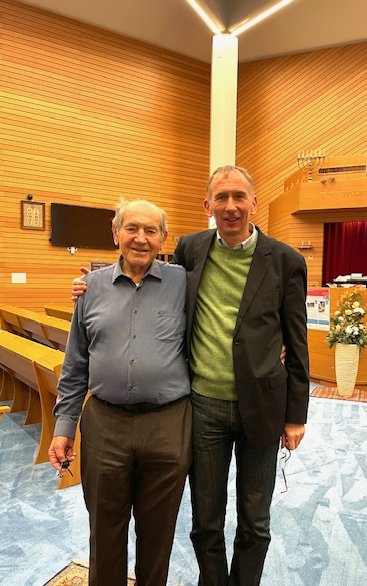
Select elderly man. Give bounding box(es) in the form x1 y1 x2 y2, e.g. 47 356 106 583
49 199 192 586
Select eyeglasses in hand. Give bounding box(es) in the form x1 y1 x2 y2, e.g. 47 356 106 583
280 447 291 493
57 459 74 479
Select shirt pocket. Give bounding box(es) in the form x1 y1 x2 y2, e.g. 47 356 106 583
155 310 185 341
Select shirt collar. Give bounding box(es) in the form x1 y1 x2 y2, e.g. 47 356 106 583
112 256 162 283
217 223 257 250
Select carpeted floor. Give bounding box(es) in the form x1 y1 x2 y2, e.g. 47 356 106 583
44 562 136 585
311 386 367 402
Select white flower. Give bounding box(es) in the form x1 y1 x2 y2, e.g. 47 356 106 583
326 289 367 349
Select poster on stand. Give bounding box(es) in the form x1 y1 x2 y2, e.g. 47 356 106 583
306 288 330 330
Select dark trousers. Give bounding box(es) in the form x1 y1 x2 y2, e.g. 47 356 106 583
190 391 279 586
80 395 192 586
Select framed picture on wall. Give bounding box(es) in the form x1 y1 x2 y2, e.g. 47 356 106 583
21 201 45 230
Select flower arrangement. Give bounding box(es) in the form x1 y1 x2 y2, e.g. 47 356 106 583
326 287 367 349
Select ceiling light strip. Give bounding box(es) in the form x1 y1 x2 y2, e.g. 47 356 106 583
230 0 295 37
184 0 224 35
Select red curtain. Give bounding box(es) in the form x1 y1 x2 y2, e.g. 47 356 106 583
322 222 367 285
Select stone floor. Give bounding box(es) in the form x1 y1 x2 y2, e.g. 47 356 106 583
1 387 367 585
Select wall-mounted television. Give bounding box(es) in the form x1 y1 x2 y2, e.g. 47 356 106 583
50 203 116 250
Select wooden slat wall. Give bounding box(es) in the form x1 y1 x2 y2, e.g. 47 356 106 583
0 1 210 311
3 3 366 308
237 42 367 235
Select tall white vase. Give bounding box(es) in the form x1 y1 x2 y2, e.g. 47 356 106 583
335 343 360 397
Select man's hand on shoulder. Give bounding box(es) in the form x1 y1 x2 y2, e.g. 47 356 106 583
280 344 286 364
71 267 90 301
281 423 305 450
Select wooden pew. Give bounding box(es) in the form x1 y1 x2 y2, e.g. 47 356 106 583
0 306 30 338
0 333 42 420
0 331 62 455
0 367 13 402
0 304 70 350
33 361 82 489
0 330 64 429
0 405 11 421
44 303 74 322
0 331 81 489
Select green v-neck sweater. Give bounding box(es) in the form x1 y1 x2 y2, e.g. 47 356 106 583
191 235 257 400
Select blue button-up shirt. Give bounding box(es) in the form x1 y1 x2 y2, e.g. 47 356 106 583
54 258 190 437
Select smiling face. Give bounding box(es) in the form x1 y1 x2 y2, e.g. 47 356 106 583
204 169 257 247
113 202 167 278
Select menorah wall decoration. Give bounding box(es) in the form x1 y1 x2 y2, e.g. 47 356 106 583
297 149 326 182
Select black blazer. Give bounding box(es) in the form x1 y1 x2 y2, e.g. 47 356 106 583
174 228 310 447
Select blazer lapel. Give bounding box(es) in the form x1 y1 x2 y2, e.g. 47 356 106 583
233 232 273 336
190 230 215 283
186 230 216 339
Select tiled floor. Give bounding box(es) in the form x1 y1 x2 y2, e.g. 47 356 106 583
1 389 367 585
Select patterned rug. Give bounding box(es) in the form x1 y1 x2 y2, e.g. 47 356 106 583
44 562 136 585
311 386 367 402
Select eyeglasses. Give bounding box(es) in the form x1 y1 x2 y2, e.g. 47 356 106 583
280 447 291 493
57 459 74 479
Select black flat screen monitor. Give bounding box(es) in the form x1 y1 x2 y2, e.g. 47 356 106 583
50 203 115 250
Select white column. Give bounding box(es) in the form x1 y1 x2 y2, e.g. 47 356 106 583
208 34 238 227
210 34 238 173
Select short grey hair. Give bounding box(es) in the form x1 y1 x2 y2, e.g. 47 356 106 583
112 198 168 234
207 165 255 198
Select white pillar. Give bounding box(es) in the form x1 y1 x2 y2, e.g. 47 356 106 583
210 34 238 173
208 34 238 227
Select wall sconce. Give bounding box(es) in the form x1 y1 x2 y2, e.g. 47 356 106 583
297 241 313 250
67 246 78 255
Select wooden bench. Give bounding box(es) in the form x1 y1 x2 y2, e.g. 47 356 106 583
33 360 83 489
0 405 11 421
44 303 74 322
0 330 64 447
0 304 70 351
0 330 81 489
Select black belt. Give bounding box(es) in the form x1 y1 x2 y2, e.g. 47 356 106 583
93 394 187 413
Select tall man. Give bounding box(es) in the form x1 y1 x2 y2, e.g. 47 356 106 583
173 165 309 586
50 199 192 586
71 165 309 586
